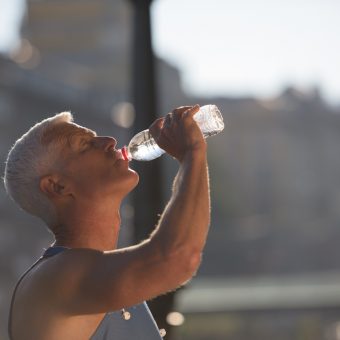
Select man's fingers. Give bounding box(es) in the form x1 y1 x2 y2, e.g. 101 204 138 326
184 104 200 118
172 106 193 115
164 113 172 126
150 104 200 138
149 117 164 138
172 105 199 122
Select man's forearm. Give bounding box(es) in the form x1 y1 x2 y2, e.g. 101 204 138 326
150 151 210 259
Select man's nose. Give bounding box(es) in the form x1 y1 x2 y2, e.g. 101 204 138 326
95 136 117 151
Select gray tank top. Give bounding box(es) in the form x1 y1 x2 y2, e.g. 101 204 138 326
8 246 164 340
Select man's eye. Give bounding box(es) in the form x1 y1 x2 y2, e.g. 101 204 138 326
80 140 91 151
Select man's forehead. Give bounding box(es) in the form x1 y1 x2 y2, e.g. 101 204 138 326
63 122 97 136
41 122 96 145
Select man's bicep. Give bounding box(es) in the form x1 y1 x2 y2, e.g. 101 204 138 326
60 243 187 315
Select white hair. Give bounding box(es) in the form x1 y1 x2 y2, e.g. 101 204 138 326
4 112 73 228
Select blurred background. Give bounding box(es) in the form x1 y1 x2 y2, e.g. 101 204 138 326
1 0 340 339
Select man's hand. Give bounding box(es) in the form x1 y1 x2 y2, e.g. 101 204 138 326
149 105 207 162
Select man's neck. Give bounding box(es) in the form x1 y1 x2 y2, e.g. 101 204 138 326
53 202 121 251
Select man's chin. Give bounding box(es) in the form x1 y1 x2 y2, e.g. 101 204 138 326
128 172 139 191
120 170 139 195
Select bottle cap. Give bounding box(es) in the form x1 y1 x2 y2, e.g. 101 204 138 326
121 146 130 161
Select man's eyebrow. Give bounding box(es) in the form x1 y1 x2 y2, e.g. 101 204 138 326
73 127 97 139
72 128 97 145
86 129 97 137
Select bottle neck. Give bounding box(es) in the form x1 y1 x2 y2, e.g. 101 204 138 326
121 146 131 161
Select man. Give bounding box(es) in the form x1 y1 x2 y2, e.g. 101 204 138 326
4 104 210 339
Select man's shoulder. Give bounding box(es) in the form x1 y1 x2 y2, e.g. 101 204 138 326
15 254 64 304
10 249 90 325
10 250 110 340
15 248 98 301
33 248 103 285
10 256 60 332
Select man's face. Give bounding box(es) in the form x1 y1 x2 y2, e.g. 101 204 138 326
48 122 139 201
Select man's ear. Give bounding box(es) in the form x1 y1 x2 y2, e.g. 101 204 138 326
40 174 73 199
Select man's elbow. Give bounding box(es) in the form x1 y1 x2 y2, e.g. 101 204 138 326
187 250 202 274
168 249 202 284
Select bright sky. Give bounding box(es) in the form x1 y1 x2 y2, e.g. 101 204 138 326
0 0 339 105
152 0 340 104
0 0 25 51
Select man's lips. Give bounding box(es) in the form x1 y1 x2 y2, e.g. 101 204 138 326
107 146 128 162
114 149 124 160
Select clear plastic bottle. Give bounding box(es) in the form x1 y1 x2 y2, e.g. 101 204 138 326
121 104 225 161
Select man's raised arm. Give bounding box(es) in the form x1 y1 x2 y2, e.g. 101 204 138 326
148 104 210 273
57 105 211 315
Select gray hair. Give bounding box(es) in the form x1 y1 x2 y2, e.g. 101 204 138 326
4 112 73 228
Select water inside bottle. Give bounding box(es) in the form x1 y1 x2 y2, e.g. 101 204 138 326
126 130 166 161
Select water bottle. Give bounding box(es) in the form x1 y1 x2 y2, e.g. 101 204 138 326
121 104 225 161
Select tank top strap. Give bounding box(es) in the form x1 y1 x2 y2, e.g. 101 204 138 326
42 246 70 258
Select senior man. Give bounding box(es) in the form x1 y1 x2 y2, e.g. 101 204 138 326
4 104 210 340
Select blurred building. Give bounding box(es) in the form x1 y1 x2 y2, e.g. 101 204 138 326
2 0 340 339
198 88 340 278
0 0 189 337
18 0 131 109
